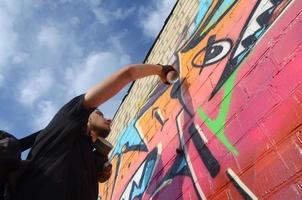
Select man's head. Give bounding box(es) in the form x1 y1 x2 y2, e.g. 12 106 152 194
87 109 112 138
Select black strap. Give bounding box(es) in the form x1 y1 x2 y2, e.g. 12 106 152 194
18 130 41 152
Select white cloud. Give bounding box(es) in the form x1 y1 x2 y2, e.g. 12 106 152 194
38 25 62 51
18 69 54 106
139 0 176 38
0 2 18 66
0 0 38 66
88 1 135 25
35 21 84 62
1 0 143 132
62 36 131 118
33 100 57 129
12 52 30 64
112 7 135 20
91 7 109 25
0 0 37 88
66 50 130 95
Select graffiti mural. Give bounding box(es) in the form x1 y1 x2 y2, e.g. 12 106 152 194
99 0 302 199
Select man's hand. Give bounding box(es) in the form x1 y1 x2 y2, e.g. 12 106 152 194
158 64 179 84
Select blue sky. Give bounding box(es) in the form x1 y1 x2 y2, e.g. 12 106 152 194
0 0 177 139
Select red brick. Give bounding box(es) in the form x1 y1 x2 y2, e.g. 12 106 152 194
191 158 224 196
246 2 302 69
198 91 224 120
292 84 302 103
223 115 244 146
160 134 181 165
186 140 228 196
227 183 248 200
274 130 302 177
237 89 278 134
240 57 277 97
227 85 249 118
208 59 229 89
239 150 291 198
211 189 234 200
267 181 302 200
235 60 256 86
194 84 248 142
271 12 302 68
254 129 302 199
259 95 302 145
206 130 230 158
190 77 215 110
194 84 250 137
233 126 271 172
271 47 302 100
267 1 302 40
193 153 242 198
157 136 179 156
178 187 205 200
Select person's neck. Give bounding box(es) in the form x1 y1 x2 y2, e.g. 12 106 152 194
85 126 97 143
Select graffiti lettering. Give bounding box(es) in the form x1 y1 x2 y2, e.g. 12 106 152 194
150 150 190 199
182 0 237 52
152 107 168 129
107 120 148 200
176 110 206 200
210 0 285 99
192 35 233 69
99 0 297 199
120 146 160 200
189 123 220 177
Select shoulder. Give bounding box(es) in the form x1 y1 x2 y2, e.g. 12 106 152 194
59 94 95 120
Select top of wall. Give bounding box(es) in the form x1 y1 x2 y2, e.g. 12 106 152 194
108 0 200 146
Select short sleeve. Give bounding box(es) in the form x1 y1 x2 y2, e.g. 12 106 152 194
58 94 96 122
27 94 96 160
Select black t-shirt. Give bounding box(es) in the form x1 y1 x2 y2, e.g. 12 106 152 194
14 95 98 200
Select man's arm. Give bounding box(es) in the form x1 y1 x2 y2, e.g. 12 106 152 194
83 64 167 109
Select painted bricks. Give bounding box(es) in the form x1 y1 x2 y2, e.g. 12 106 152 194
238 125 302 199
260 88 302 146
100 0 302 199
240 57 277 97
271 12 302 70
267 178 302 200
109 0 198 143
270 47 302 101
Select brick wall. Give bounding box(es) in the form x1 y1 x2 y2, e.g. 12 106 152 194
100 0 302 199
107 0 200 147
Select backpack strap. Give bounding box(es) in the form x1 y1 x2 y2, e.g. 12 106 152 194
18 130 41 152
10 130 42 185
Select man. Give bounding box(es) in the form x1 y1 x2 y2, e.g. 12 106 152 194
13 64 176 200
